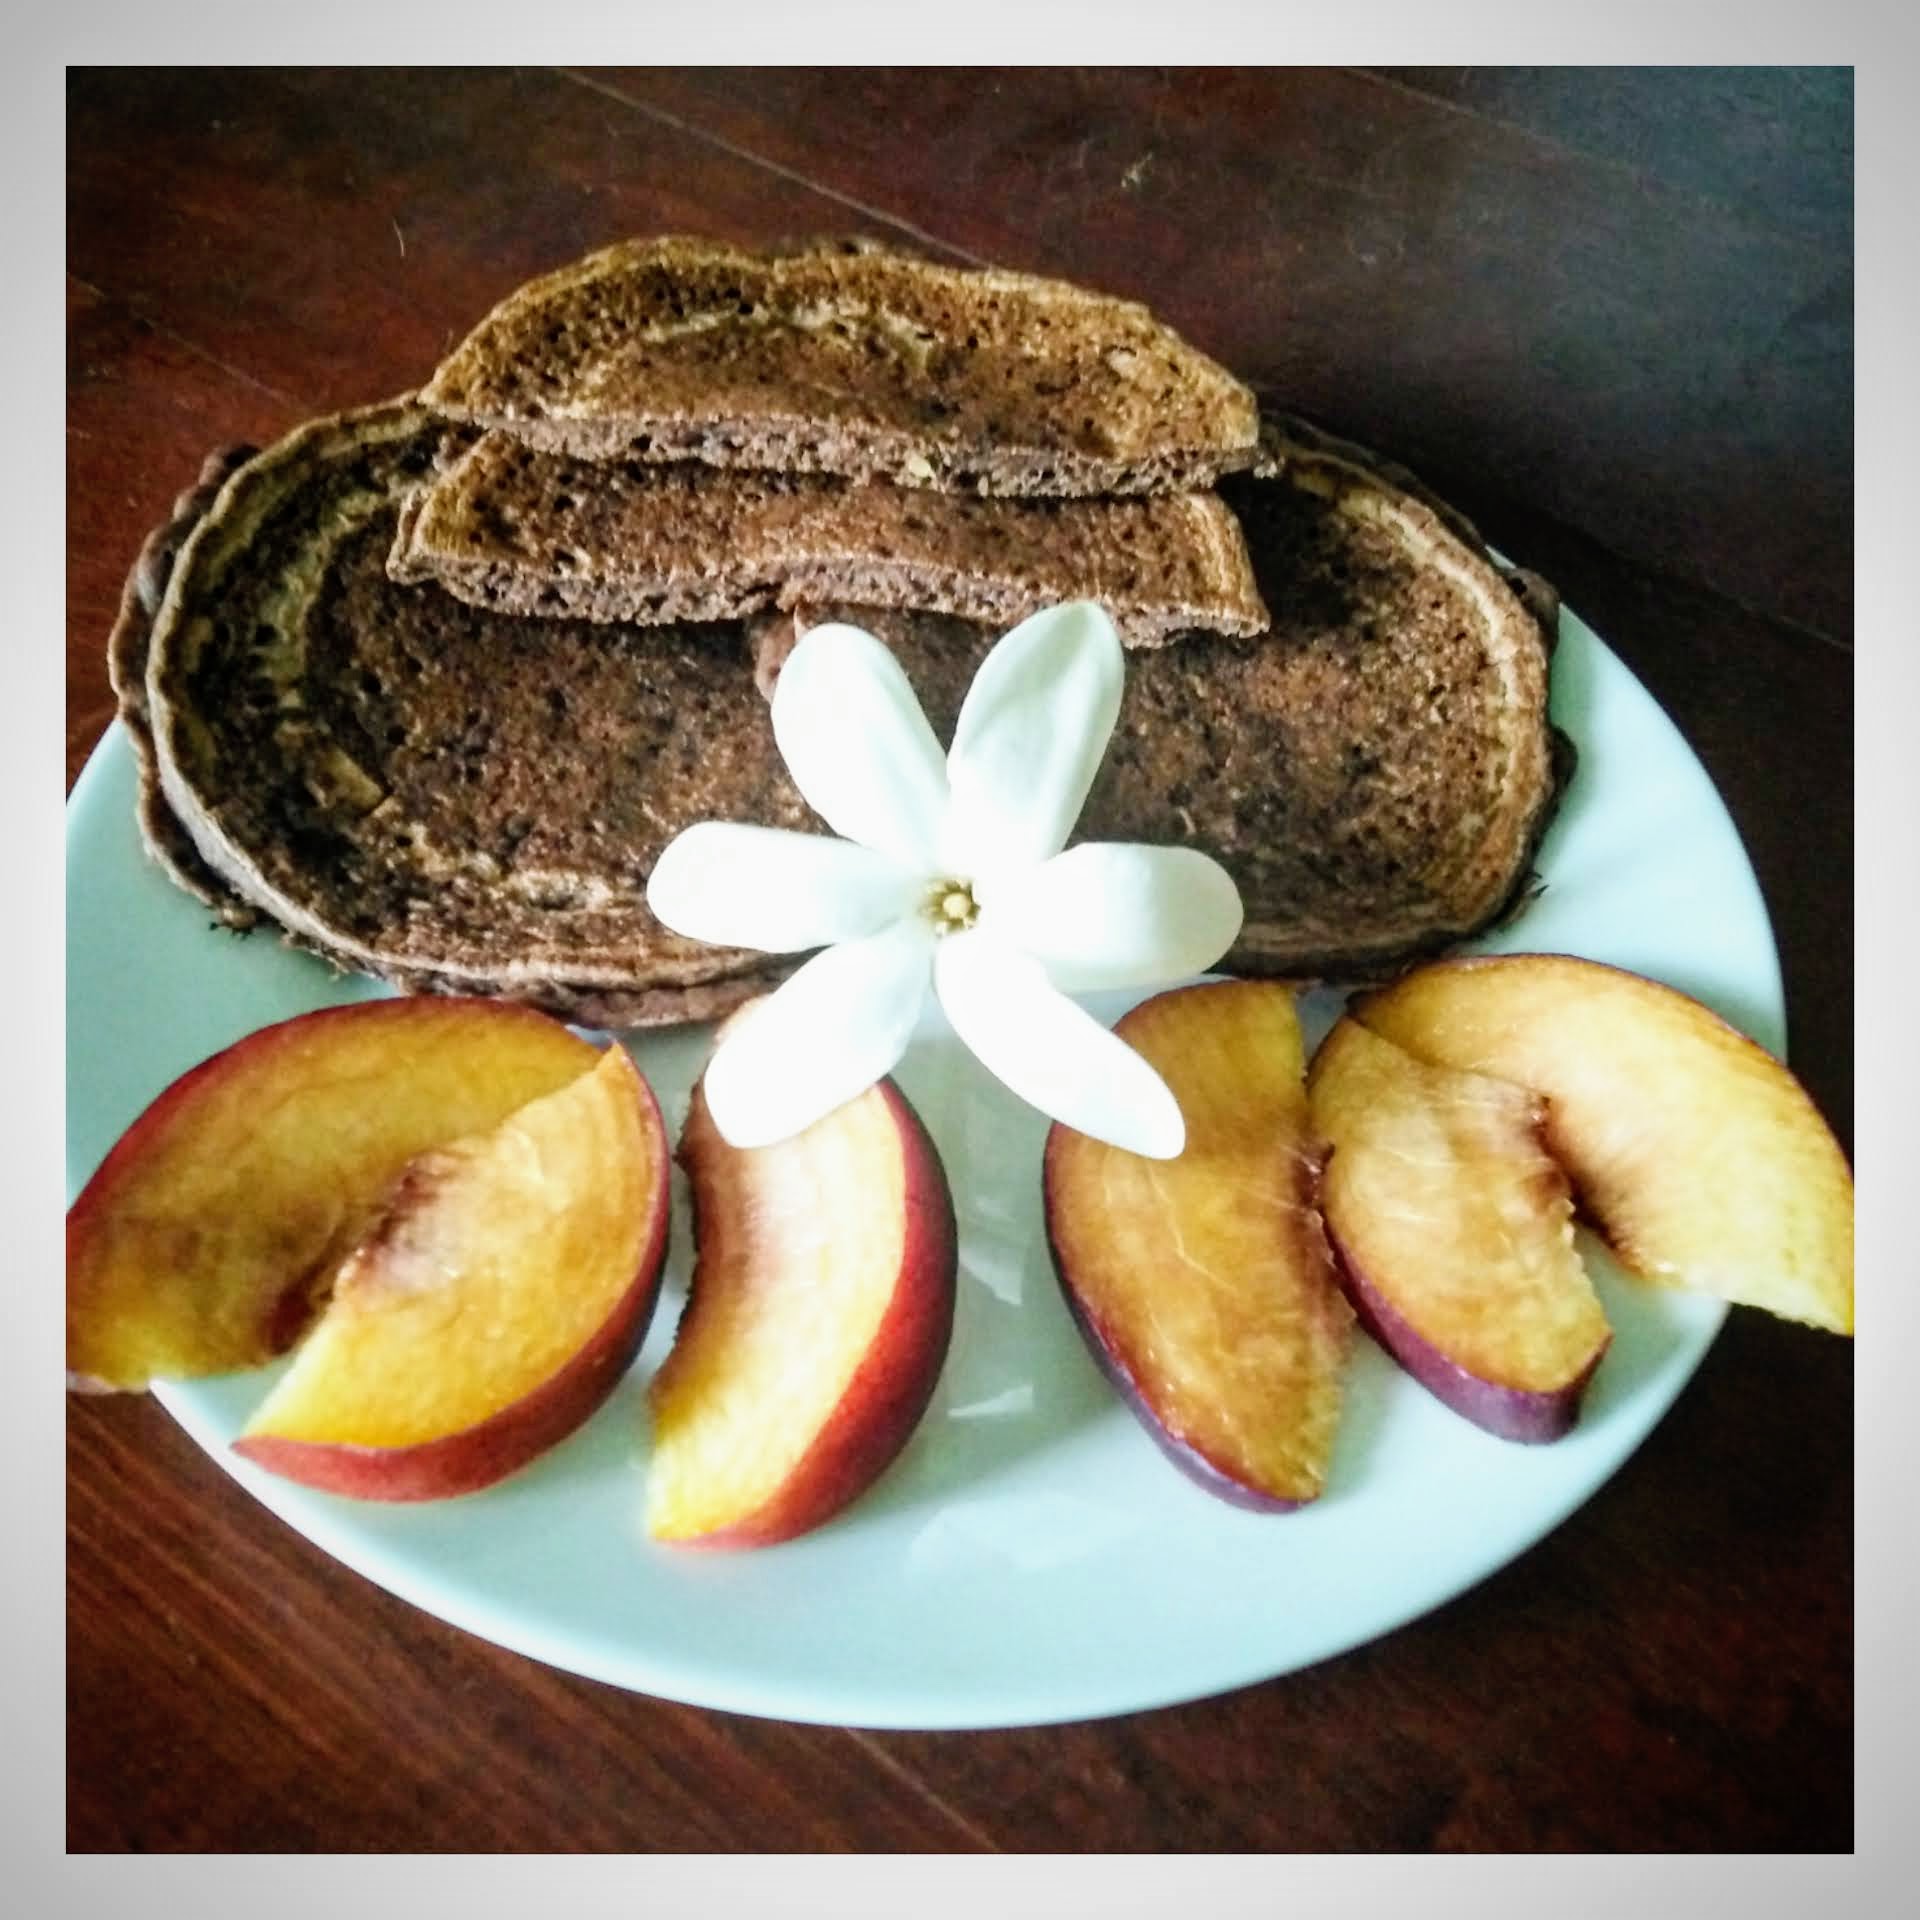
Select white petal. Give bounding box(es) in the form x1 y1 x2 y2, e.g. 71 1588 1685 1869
770 622 949 866
702 918 934 1149
647 823 924 954
933 931 1184 1159
942 602 1124 880
977 842 1244 993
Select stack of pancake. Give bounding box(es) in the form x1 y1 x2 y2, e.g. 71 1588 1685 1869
112 236 1566 1027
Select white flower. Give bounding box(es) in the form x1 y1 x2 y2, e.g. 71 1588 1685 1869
646 602 1244 1157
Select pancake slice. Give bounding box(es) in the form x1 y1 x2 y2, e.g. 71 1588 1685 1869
421 234 1260 497
387 428 1268 647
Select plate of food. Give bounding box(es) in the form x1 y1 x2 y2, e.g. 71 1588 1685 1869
65 238 1852 1729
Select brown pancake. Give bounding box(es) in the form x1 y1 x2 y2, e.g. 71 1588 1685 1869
124 399 1563 1019
387 427 1267 647
131 400 798 1026
421 235 1259 496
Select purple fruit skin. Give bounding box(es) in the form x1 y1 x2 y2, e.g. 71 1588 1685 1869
1326 1226 1607 1444
1043 1221 1313 1514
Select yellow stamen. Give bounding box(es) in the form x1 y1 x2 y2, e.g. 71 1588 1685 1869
924 878 980 934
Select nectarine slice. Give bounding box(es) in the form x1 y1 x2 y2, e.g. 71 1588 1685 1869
1355 955 1854 1334
234 1045 670 1500
646 1075 956 1547
1044 980 1352 1510
68 999 599 1391
1309 1017 1611 1441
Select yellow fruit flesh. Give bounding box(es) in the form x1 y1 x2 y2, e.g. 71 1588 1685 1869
646 1086 907 1540
68 1002 598 1389
1357 957 1853 1334
1049 981 1352 1504
241 1046 657 1447
1311 1019 1608 1392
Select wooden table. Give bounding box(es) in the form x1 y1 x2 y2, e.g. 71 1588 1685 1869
67 68 1852 1852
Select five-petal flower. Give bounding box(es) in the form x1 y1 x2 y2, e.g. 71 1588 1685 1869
646 603 1244 1156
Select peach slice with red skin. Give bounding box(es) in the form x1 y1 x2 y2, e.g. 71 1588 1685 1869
645 1074 957 1548
1308 1017 1611 1442
67 998 600 1392
1043 979 1353 1510
1353 955 1854 1335
235 1044 671 1501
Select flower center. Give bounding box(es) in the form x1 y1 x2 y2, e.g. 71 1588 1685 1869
924 878 980 935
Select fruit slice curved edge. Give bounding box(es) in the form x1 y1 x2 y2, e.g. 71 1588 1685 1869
68 998 600 1391
1044 979 1353 1511
1309 1016 1611 1442
233 1044 672 1501
1354 954 1853 1335
645 1075 958 1548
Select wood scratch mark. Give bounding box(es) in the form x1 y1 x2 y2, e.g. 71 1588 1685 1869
557 67 987 268
67 274 305 408
393 219 407 260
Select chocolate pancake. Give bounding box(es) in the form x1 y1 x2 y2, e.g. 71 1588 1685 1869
132 401 800 1026
125 398 1561 1019
421 234 1260 497
386 428 1268 647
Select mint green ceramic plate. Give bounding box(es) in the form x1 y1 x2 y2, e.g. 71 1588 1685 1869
67 607 1773 1729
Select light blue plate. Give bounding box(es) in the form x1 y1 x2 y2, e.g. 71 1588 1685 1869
66 607 1777 1729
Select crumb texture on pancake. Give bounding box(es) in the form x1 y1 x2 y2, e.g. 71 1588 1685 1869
389 429 1268 646
421 235 1259 496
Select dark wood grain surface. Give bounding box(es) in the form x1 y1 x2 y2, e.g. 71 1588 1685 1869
66 67 1853 1853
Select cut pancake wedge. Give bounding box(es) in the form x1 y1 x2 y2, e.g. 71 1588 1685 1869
387 428 1268 647
421 234 1259 496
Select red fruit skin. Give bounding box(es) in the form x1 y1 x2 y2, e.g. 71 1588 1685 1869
1324 1221 1608 1445
667 1081 958 1550
231 1068 673 1502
